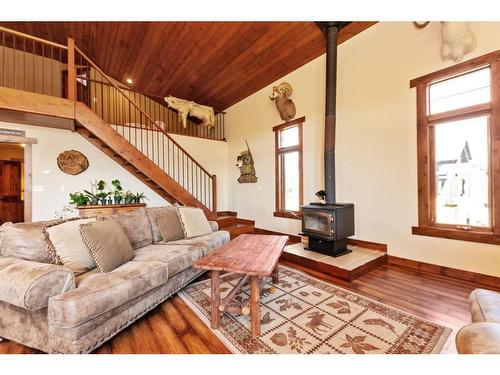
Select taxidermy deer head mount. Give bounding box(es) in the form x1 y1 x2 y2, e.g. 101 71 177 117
269 82 296 121
414 21 477 63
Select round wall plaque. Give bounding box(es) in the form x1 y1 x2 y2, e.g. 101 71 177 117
57 150 89 175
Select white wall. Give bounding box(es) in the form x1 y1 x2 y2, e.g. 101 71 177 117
0 121 169 221
225 22 500 277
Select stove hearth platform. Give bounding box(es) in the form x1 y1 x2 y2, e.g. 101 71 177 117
281 242 387 281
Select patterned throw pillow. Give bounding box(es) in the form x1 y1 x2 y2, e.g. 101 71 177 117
79 220 134 273
177 207 212 239
43 218 97 275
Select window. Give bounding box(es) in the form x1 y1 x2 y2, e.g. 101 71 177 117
273 117 304 219
410 51 500 245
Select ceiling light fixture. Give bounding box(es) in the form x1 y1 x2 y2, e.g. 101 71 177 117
126 78 133 84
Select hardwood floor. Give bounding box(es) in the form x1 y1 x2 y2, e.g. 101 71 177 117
1 262 495 354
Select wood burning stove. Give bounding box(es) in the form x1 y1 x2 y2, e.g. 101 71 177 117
301 203 354 257
299 22 355 258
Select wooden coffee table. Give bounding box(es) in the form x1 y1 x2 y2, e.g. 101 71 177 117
193 234 288 336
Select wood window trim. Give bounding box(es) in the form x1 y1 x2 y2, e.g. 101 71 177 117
411 50 500 245
273 117 304 220
0 134 36 223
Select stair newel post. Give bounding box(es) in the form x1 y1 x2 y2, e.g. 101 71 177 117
67 38 76 103
212 174 217 216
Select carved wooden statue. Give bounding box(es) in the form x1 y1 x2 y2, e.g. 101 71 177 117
269 82 296 121
164 95 215 129
236 140 257 183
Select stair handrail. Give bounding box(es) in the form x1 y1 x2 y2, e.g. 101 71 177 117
73 43 215 179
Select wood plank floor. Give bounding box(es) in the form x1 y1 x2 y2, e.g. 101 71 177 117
1 262 496 354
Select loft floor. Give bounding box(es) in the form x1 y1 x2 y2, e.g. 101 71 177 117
0 260 492 354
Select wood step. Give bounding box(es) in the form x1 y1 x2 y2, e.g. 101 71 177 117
214 216 237 228
224 223 255 239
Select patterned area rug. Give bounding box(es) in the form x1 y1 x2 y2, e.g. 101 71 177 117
179 266 451 354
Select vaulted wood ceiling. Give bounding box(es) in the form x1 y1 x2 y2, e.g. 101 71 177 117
0 22 375 110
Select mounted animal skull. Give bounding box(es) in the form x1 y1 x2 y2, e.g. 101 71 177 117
415 22 477 62
269 82 296 121
164 95 215 129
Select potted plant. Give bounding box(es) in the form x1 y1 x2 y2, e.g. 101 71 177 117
111 179 123 204
123 191 135 204
84 179 99 205
69 192 89 207
133 192 147 203
93 180 110 205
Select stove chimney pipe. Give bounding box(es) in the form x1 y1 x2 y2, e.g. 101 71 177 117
316 22 343 205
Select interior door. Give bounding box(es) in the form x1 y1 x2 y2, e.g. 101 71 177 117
0 160 23 224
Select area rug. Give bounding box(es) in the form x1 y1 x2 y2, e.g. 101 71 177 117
178 266 451 354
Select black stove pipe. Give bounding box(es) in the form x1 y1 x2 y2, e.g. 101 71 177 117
316 22 343 205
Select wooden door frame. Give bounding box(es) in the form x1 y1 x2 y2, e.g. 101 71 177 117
0 134 37 222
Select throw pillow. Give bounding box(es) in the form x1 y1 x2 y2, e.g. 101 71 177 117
0 219 61 264
177 207 212 239
79 220 134 273
146 205 179 243
156 206 185 242
100 208 153 249
43 218 96 275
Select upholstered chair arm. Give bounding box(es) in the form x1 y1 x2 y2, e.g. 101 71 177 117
0 256 75 311
208 221 219 232
456 322 500 354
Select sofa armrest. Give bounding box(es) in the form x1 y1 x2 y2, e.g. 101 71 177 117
208 221 219 232
456 322 500 354
0 256 75 311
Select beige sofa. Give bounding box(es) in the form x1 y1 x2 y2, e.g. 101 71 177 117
0 207 229 354
456 289 500 354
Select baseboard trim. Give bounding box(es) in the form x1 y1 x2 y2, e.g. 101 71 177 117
347 239 387 252
387 255 500 289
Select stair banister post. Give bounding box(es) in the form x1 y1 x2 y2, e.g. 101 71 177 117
67 38 76 103
212 174 217 215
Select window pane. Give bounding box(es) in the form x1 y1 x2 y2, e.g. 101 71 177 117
282 151 300 211
279 126 299 148
429 67 491 115
434 116 489 227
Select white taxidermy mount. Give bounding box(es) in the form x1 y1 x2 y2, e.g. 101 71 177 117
164 95 215 129
415 21 477 63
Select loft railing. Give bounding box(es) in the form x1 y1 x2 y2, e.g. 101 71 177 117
0 26 217 214
73 46 217 213
0 26 67 97
75 77 226 141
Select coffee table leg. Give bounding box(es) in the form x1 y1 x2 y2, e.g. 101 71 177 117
211 270 221 329
271 263 280 284
250 276 261 336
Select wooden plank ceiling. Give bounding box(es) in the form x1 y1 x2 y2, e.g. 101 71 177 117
0 22 375 110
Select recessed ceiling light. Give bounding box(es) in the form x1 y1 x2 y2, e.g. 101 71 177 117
126 78 133 84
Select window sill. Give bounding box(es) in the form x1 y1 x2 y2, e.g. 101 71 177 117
274 211 302 220
412 226 500 245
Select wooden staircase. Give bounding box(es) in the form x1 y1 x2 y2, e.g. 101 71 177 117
214 211 255 239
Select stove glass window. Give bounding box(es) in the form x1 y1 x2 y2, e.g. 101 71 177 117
303 212 332 235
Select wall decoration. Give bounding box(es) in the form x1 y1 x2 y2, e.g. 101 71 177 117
414 22 477 63
269 82 296 121
164 95 215 129
57 150 89 175
236 140 257 183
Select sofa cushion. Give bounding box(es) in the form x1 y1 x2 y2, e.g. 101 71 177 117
0 220 60 264
44 218 97 274
177 207 212 238
133 244 203 277
80 220 134 273
50 260 168 327
0 256 74 311
156 206 185 242
456 322 500 354
470 289 500 323
165 230 230 255
101 208 153 249
145 205 177 243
